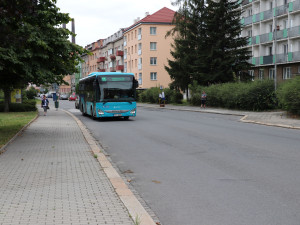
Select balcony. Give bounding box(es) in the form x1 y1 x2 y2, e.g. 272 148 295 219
110 67 116 72
97 57 106 63
116 50 124 56
116 65 124 71
110 55 116 60
98 69 106 72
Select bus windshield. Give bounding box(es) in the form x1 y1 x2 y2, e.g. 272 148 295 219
98 76 135 102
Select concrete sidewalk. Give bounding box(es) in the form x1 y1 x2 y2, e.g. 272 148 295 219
0 108 156 225
138 103 300 129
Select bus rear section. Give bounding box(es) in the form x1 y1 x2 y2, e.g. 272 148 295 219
79 72 138 120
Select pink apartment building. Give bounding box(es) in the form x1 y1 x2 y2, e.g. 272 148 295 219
123 7 175 89
81 7 175 89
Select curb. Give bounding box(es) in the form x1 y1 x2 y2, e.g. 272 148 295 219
240 115 300 130
63 109 157 225
139 104 300 130
0 111 39 155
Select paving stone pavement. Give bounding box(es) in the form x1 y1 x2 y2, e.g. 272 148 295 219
0 109 134 225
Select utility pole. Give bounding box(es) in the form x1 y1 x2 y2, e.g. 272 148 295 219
273 0 277 90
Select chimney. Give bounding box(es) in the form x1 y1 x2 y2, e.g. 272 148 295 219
145 12 149 16
71 18 75 44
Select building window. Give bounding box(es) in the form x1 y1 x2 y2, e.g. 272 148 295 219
150 27 157 35
259 69 264 80
150 72 157 81
135 59 137 68
138 28 142 40
135 44 137 53
150 57 157 65
269 68 275 80
124 49 127 59
247 29 252 37
138 58 142 70
138 73 142 85
150 42 157 50
248 70 254 81
138 43 142 55
124 62 127 73
268 46 272 55
283 67 291 79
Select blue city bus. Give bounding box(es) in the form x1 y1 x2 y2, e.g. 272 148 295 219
78 72 138 120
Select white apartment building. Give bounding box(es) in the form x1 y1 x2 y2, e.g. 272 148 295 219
97 29 125 73
240 0 300 82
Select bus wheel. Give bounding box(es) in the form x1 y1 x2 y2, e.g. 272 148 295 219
92 109 97 120
123 116 129 120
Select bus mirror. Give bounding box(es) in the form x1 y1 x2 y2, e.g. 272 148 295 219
134 80 139 88
93 81 97 88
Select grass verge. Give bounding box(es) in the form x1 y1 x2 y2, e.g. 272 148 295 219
0 111 37 149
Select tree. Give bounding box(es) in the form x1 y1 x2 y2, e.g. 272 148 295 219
165 0 206 99
0 0 88 112
203 0 251 84
166 0 250 89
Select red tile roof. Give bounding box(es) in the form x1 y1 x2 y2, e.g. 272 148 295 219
125 7 175 32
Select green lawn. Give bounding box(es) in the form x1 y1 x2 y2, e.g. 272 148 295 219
0 111 37 149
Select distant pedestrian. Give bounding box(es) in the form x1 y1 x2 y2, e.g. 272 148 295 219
41 95 49 116
201 91 207 108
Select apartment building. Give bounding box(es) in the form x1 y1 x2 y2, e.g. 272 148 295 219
240 0 300 82
123 7 175 89
81 39 103 78
97 29 125 73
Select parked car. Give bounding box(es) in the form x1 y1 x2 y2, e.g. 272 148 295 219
60 94 68 100
69 94 77 101
75 96 79 109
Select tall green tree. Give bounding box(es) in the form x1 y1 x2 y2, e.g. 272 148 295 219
0 0 88 112
165 0 205 98
203 0 251 84
166 0 251 88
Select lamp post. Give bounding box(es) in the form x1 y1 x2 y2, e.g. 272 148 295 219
274 0 277 90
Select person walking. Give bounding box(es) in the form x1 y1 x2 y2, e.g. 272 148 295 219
41 95 49 116
201 91 207 108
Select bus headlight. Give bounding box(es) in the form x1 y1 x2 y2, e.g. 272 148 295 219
98 109 104 115
130 108 136 114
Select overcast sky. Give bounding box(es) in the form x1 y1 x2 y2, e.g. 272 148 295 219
56 0 179 47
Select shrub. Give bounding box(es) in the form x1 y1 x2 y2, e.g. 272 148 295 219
277 76 300 115
0 99 37 112
190 80 276 111
25 87 37 99
171 91 183 104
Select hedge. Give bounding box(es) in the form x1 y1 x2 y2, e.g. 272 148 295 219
190 80 277 111
0 99 37 112
138 87 183 104
276 76 300 115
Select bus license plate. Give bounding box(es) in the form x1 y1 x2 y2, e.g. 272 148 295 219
114 114 122 117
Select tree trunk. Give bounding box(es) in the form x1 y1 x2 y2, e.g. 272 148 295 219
186 85 189 101
3 88 11 112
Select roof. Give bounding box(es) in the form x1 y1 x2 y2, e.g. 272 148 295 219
125 7 175 32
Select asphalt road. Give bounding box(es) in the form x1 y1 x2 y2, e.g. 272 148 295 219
59 100 300 225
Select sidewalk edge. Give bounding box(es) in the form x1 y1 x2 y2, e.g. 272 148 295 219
0 111 39 154
63 110 157 225
240 115 300 129
139 104 300 130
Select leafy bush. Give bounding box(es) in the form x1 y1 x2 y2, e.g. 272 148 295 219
171 91 183 104
190 80 277 111
138 87 183 104
25 87 37 99
0 99 37 112
276 76 300 115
